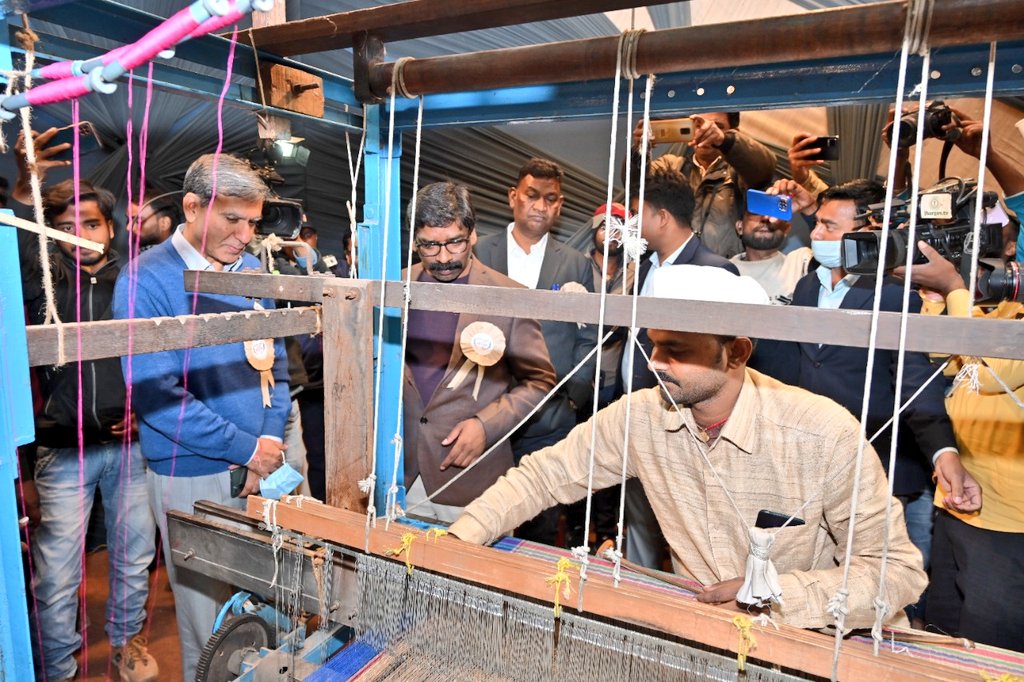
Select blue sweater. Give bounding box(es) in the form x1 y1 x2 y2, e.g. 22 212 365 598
113 239 291 476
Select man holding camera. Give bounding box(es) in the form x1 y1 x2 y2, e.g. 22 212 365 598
113 153 291 680
630 112 776 259
764 180 981 609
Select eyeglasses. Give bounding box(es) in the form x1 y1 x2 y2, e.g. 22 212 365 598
415 237 470 257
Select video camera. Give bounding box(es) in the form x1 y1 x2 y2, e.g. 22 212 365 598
885 100 961 150
258 197 304 239
841 177 1021 303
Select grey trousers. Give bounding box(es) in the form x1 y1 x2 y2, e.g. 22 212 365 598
148 469 245 682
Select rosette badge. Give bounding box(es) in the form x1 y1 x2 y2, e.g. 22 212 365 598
447 321 506 400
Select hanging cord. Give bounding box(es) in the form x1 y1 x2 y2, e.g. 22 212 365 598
572 23 631 592
871 48 935 652
611 72 656 585
385 95 425 528
391 57 416 99
15 17 66 366
828 0 925 674
404 330 614 513
364 60 405 545
619 29 646 81
345 127 367 280
966 43 998 306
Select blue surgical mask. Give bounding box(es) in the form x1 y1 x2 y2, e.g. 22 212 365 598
811 239 843 268
295 249 319 269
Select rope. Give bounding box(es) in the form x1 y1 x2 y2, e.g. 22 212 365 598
573 23 629 591
262 499 285 588
966 43 998 310
619 29 646 81
906 0 936 57
391 56 416 99
384 96 424 528
612 73 656 585
344 126 366 279
15 16 66 366
871 48 934 655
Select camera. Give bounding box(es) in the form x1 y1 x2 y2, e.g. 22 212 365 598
841 178 1021 303
887 100 961 150
258 197 303 239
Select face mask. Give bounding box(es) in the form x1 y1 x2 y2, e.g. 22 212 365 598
811 239 842 268
295 249 319 269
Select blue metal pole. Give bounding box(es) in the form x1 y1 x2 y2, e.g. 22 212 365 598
0 217 37 680
357 104 405 515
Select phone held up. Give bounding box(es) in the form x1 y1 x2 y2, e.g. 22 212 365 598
806 135 840 161
746 188 793 221
649 117 695 145
49 121 103 161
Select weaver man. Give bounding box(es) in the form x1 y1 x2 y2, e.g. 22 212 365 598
450 264 933 629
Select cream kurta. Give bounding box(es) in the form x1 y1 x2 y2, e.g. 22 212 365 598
450 368 926 629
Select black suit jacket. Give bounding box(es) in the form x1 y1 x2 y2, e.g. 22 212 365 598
617 236 740 395
474 230 598 452
763 270 956 495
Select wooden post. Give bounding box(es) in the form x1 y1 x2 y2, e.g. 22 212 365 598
322 280 376 510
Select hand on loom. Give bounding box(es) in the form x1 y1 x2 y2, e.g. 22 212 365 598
697 577 744 606
439 417 487 471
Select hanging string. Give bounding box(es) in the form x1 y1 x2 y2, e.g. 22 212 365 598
572 24 630 590
364 61 406 542
829 1 924 672
871 48 934 651
345 127 366 279
611 72 656 585
966 43 998 307
384 95 424 527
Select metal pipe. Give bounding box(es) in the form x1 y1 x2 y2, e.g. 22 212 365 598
367 0 1024 99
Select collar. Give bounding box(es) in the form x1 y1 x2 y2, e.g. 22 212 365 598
648 232 693 269
507 222 549 256
660 370 755 454
171 224 245 272
814 264 859 293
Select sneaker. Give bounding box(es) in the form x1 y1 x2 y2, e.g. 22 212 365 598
112 635 159 682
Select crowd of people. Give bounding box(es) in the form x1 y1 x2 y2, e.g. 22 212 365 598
10 102 1023 681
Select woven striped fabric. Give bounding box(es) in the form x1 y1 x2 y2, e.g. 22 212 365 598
495 536 1024 679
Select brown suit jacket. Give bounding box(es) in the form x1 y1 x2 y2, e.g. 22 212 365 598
403 260 556 506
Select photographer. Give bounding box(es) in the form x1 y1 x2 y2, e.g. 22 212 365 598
893 117 1024 651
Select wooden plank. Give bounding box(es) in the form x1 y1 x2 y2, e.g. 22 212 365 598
259 63 324 117
26 306 320 368
322 281 375 511
185 270 338 303
188 272 1024 360
243 496 975 682
245 0 683 57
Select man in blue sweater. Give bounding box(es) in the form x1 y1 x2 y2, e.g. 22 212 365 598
113 153 290 681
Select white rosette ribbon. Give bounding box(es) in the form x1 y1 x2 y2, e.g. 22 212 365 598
447 321 506 400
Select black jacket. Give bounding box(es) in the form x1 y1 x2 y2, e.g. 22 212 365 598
26 249 127 447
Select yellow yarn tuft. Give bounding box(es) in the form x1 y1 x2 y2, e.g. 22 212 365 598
385 532 417 575
732 614 757 673
545 557 576 617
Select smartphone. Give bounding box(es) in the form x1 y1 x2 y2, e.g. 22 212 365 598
806 135 840 161
755 509 805 529
230 466 248 498
746 188 793 220
49 122 102 161
649 117 694 144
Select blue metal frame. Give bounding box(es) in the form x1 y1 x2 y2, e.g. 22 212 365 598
387 41 1024 129
358 104 405 515
0 216 37 680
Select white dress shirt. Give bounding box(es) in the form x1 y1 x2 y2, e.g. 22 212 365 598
505 223 548 290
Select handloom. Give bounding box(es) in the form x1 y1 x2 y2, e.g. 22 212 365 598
161 494 1024 681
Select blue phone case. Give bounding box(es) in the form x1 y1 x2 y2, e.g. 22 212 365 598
746 189 793 220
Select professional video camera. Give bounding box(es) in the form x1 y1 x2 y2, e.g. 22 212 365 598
258 196 304 239
841 177 1021 302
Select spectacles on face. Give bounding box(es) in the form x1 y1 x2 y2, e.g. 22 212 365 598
415 236 470 257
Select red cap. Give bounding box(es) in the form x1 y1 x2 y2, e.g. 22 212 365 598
593 202 628 223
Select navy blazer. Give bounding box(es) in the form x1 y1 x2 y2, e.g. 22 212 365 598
763 270 956 495
474 230 598 450
617 236 740 395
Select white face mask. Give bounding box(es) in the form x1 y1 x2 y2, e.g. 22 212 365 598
812 239 843 268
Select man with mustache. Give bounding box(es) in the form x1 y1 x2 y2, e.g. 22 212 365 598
730 188 813 305
451 264 927 629
402 182 556 522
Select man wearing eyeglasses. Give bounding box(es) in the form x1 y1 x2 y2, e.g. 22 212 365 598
402 182 556 522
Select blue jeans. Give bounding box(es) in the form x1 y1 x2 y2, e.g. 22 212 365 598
31 441 156 680
897 488 934 622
